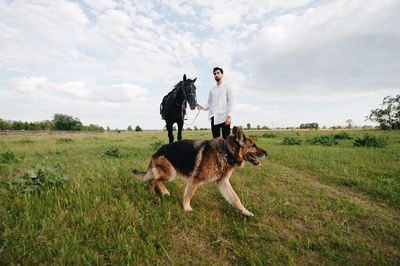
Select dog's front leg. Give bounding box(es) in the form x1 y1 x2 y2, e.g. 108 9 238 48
217 179 254 217
183 179 200 212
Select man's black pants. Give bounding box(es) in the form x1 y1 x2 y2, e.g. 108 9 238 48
211 117 230 139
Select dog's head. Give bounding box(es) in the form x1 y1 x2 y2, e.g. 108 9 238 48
231 126 268 166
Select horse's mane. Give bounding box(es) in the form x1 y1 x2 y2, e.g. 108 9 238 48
160 81 183 118
174 80 183 89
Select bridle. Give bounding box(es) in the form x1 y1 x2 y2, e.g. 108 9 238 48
176 81 196 107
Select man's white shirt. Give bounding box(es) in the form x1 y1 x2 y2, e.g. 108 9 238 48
203 82 233 125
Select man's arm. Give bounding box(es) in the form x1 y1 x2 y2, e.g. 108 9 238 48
197 90 212 111
225 86 233 125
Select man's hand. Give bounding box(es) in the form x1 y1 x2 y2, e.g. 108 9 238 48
196 104 204 110
225 116 231 125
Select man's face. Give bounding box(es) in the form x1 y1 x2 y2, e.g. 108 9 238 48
213 70 223 82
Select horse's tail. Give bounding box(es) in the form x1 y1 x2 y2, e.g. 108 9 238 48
132 160 153 181
160 98 164 117
160 94 168 119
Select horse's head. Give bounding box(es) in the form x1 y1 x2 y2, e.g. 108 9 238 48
182 74 197 110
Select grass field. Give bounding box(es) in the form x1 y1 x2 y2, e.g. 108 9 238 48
1 129 399 264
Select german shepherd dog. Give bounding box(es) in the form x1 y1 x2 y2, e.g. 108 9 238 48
133 126 267 217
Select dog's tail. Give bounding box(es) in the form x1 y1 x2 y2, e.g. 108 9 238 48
132 160 153 181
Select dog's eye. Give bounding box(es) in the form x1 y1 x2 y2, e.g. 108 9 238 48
252 143 256 147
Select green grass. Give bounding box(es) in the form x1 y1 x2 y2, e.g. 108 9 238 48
0 129 399 264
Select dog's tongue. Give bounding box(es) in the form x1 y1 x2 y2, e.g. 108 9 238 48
245 154 259 165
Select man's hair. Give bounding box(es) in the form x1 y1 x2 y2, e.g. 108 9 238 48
213 67 223 74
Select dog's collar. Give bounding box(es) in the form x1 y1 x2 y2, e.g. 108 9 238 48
223 140 238 166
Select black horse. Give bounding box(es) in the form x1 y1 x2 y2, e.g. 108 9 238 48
160 74 197 143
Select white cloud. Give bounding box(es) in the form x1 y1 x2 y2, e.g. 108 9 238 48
7 77 148 103
0 0 90 74
134 15 155 28
96 9 132 37
0 0 398 129
243 0 400 98
236 103 262 113
0 0 200 85
164 0 196 16
82 0 116 12
208 8 242 31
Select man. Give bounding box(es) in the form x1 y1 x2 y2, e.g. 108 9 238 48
197 67 233 139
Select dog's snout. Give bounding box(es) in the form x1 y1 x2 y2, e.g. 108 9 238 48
258 149 267 158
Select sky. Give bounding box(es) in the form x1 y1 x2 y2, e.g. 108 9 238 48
1 0 399 130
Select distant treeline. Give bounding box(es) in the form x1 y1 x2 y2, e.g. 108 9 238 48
0 114 104 131
300 123 319 129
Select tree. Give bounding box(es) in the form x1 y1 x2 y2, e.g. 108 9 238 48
0 119 11 130
37 120 52 130
52 114 82 130
127 125 133 131
345 119 353 128
300 123 319 129
367 95 400 129
135 125 142 132
246 123 251 130
83 124 104 131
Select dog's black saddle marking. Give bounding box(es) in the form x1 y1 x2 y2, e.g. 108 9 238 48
153 140 205 176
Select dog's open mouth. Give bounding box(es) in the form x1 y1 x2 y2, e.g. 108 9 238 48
245 153 260 165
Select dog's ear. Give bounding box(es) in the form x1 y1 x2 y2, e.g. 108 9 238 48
233 126 245 146
192 77 197 83
183 74 187 81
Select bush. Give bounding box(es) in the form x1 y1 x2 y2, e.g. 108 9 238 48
101 147 123 158
151 140 165 150
9 164 70 194
249 134 259 141
52 114 82 131
56 138 73 143
0 150 17 164
353 134 387 147
82 124 104 131
282 136 302 145
309 135 338 146
333 131 353 140
262 133 277 138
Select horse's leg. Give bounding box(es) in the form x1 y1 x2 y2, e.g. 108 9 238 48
177 120 183 141
166 122 174 143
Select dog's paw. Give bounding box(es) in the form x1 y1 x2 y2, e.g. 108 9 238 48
183 205 193 212
241 209 254 217
161 191 170 197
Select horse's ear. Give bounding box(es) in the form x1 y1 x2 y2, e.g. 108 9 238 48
183 74 187 81
193 77 197 83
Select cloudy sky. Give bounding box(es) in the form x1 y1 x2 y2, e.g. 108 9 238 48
1 0 399 130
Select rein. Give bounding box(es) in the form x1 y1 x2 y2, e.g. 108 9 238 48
184 109 200 126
